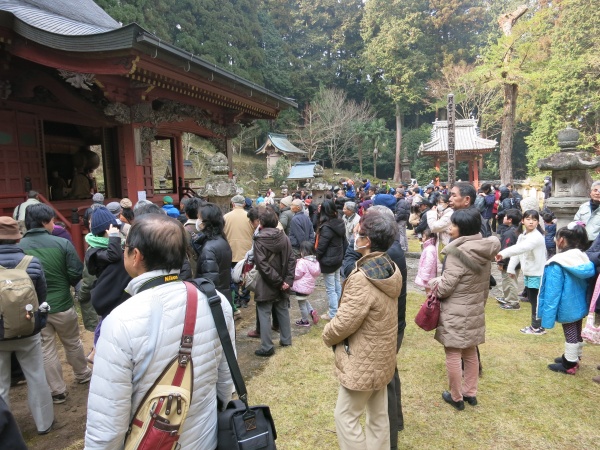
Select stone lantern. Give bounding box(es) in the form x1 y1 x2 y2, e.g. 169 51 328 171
305 164 330 205
537 126 600 229
196 152 242 214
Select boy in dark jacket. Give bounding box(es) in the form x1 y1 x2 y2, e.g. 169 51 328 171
497 208 522 309
85 207 129 362
543 212 557 258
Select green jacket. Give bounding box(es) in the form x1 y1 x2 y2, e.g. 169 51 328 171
19 228 83 313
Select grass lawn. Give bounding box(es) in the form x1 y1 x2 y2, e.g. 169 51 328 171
247 292 600 449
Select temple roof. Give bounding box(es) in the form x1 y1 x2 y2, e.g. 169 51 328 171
288 161 317 180
0 0 296 120
256 133 306 155
0 0 120 34
419 119 497 156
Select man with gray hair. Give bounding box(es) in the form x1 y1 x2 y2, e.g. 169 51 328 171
342 201 360 243
340 205 407 448
13 191 40 235
288 199 315 257
574 181 600 241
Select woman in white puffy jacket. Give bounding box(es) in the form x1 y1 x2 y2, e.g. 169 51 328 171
495 210 547 335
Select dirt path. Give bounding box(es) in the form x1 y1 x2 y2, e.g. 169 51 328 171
12 245 508 449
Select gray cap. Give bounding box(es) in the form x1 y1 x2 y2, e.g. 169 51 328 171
231 194 245 206
106 201 122 216
92 193 104 203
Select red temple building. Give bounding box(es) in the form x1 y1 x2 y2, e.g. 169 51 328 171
0 0 295 256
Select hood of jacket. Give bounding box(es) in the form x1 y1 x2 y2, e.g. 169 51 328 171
546 248 595 279
255 227 288 251
301 256 321 277
356 252 401 299
321 217 345 238
442 234 499 273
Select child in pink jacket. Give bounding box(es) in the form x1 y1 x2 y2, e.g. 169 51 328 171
292 241 321 327
415 229 438 293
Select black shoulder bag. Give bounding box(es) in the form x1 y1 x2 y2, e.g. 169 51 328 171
194 278 277 450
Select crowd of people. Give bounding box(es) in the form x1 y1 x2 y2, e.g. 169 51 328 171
2 176 600 449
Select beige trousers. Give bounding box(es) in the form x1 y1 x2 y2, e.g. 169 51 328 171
444 346 479 401
41 307 91 395
334 384 389 450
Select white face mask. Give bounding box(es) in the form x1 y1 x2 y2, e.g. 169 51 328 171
354 236 370 251
195 219 203 232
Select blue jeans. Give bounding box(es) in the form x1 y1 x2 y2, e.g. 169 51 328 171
323 270 341 318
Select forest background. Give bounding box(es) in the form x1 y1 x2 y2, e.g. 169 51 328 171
97 0 599 184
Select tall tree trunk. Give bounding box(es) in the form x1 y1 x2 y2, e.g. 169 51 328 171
500 83 518 184
498 5 527 184
373 151 377 179
393 104 402 183
358 145 363 177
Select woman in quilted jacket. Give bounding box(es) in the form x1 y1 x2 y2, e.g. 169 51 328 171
322 210 401 450
428 209 500 411
538 223 594 375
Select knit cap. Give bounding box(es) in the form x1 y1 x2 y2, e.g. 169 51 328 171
280 196 293 207
92 193 104 203
120 198 133 209
163 196 174 204
91 207 117 236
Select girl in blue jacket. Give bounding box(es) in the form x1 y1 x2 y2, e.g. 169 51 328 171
538 223 595 374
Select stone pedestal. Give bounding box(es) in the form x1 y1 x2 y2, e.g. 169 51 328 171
537 127 600 230
196 153 242 214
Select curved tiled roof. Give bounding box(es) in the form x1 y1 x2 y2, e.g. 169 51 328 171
0 0 119 35
256 133 306 155
419 118 497 155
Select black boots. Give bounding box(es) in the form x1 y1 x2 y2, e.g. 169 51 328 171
548 355 579 375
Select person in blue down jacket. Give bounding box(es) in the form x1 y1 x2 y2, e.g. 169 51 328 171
538 222 595 375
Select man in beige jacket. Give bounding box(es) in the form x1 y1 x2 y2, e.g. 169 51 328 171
223 194 254 308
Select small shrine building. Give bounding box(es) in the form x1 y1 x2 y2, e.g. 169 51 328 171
255 133 306 176
418 118 497 187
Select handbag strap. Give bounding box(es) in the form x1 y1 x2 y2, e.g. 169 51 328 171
172 282 198 386
194 278 250 407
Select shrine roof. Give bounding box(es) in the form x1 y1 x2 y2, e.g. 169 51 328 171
0 0 120 34
0 1 297 114
256 133 306 155
288 161 317 180
419 119 497 155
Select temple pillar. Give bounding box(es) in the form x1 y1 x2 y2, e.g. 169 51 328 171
226 138 233 179
473 158 480 188
173 133 184 203
118 124 149 203
468 160 473 184
435 158 440 171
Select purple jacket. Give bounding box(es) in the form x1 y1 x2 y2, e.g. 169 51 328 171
415 239 438 288
292 255 321 295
